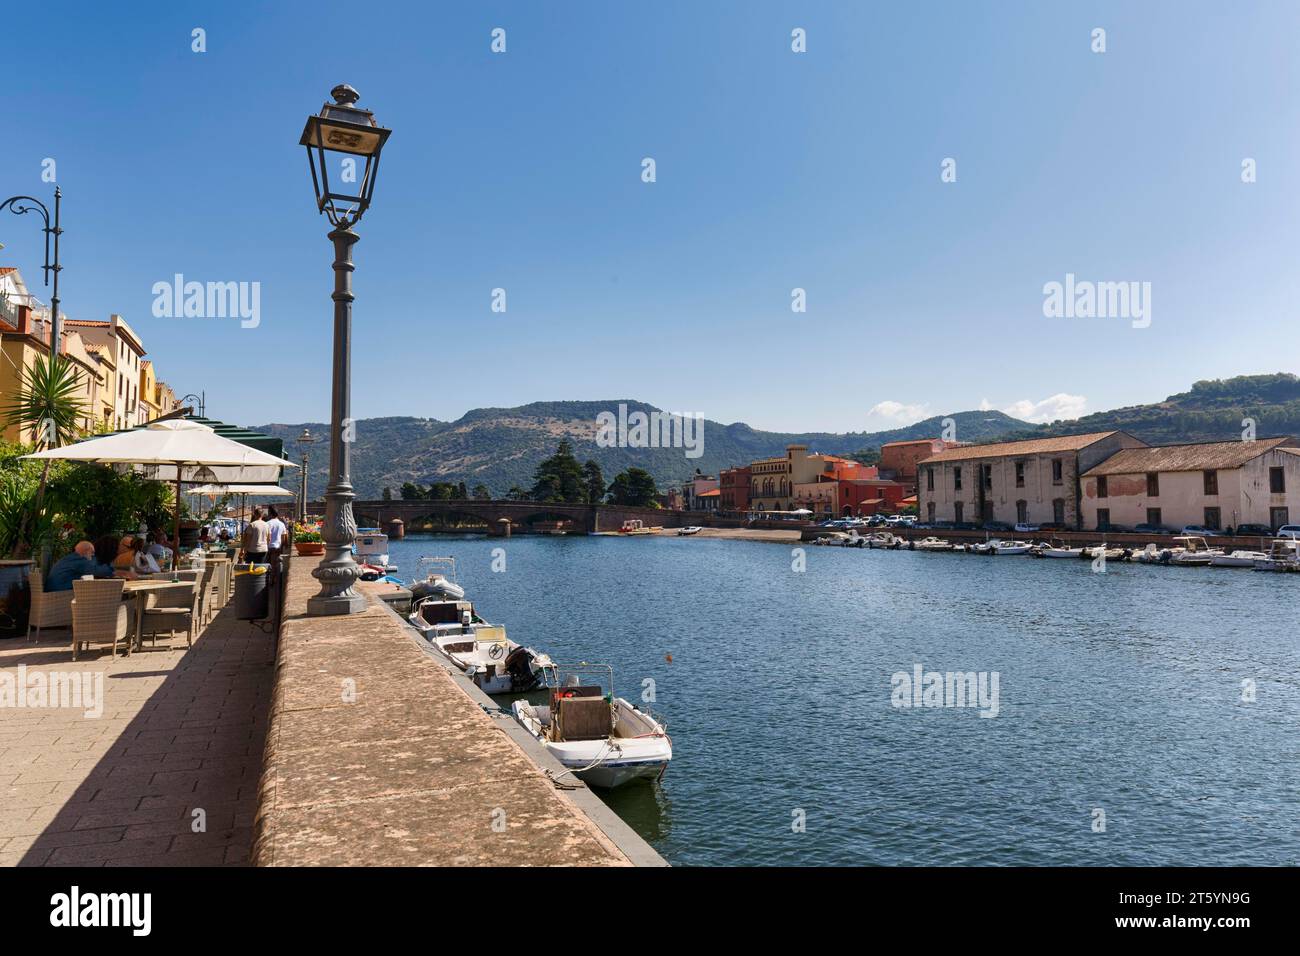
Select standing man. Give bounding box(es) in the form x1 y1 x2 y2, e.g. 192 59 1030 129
265 506 287 581
242 508 270 565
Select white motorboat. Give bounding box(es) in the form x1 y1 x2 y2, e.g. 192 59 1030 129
408 556 466 601
354 529 397 577
1080 545 1125 561
975 539 1032 555
1253 539 1300 572
409 596 553 694
512 664 671 789
677 526 703 536
813 531 864 547
1211 549 1268 568
915 536 955 552
866 531 903 549
1033 541 1084 558
1168 536 1220 566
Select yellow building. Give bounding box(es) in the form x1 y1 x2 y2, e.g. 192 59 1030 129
65 315 147 430
749 444 856 512
139 360 161 421
0 268 106 442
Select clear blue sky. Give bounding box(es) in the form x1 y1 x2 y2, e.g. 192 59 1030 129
3 1 1297 434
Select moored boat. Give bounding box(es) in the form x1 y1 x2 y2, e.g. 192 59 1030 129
512 664 671 789
409 595 553 694
915 536 955 552
1211 549 1268 568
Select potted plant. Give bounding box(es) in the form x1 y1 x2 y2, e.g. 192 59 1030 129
293 523 324 556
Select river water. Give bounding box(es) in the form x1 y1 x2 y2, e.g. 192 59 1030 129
387 533 1300 866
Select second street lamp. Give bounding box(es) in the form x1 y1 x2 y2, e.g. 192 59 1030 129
297 427 315 522
299 84 391 616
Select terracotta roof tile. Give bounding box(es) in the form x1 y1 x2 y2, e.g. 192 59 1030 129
918 431 1124 463
1082 437 1295 476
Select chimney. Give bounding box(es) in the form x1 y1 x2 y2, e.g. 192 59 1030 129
16 304 30 334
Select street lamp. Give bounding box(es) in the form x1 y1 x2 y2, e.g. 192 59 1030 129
299 84 391 616
1 188 63 353
297 428 315 522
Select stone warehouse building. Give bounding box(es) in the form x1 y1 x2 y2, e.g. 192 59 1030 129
917 431 1146 528
1079 437 1300 532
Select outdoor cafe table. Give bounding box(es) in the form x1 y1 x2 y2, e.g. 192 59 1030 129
122 579 185 652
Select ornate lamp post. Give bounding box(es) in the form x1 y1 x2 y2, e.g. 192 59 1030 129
297 428 315 521
1 188 63 353
299 84 391 616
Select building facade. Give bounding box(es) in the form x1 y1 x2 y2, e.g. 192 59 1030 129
66 315 146 430
719 465 751 514
918 431 1146 528
1080 437 1300 532
879 438 950 487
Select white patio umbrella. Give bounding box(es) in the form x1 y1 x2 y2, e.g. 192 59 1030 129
24 419 296 546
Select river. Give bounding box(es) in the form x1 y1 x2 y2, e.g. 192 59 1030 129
387 533 1300 866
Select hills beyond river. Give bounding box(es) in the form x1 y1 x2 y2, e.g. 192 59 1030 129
256 373 1300 501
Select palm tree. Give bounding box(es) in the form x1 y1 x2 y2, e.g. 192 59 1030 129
5 354 85 449
4 354 86 556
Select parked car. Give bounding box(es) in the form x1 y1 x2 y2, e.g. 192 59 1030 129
1232 523 1274 537
1275 525 1300 540
952 522 978 530
1013 522 1040 533
1095 523 1130 533
981 521 1013 532
1180 525 1220 536
1133 523 1172 535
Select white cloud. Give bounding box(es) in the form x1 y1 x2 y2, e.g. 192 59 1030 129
998 393 1087 424
865 400 932 429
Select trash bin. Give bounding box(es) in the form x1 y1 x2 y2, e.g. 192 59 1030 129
233 563 269 620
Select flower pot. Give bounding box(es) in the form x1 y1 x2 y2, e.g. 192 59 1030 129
294 542 324 556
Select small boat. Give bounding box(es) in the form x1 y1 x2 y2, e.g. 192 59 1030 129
974 539 1032 555
1168 536 1220 566
512 664 671 789
409 596 553 694
865 531 903 549
1211 549 1267 568
1253 539 1300 572
1080 545 1125 561
915 536 955 552
1033 540 1084 558
677 526 703 536
354 529 397 574
813 531 864 547
408 556 466 601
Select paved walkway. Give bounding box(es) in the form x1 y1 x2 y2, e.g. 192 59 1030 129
0 599 275 866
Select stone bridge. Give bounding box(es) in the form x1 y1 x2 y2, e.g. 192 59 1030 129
308 499 684 535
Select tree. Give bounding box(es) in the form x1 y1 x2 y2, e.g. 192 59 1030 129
400 482 425 500
472 484 491 500
506 486 529 501
607 467 658 507
456 480 468 499
3 355 88 555
582 459 606 504
381 486 393 501
530 439 586 502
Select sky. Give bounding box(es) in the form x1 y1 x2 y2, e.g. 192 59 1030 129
3 0 1298 434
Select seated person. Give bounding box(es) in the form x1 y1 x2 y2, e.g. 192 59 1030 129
131 537 161 575
147 530 173 569
112 535 136 570
45 541 133 592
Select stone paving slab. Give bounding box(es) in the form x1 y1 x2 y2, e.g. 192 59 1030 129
0 595 275 867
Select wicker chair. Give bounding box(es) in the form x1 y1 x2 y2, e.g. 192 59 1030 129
140 582 200 648
70 578 130 660
27 569 74 642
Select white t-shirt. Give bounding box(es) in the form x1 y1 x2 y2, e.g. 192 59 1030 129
267 517 287 549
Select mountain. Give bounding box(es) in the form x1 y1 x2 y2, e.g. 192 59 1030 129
1001 373 1300 445
255 373 1300 499
255 404 1031 500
